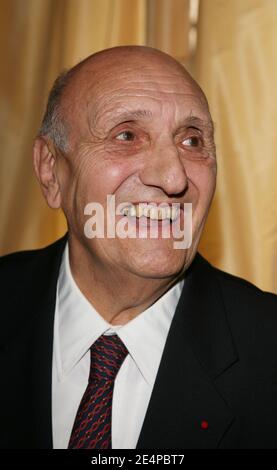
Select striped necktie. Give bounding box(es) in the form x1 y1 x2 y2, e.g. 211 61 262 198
68 333 128 449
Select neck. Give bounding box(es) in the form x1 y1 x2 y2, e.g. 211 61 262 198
67 236 183 326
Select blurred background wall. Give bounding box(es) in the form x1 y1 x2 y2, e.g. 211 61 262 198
1 0 277 293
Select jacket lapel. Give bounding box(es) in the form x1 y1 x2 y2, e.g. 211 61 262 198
136 254 239 449
29 234 68 448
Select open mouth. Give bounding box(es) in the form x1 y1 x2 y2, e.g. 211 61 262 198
120 203 181 222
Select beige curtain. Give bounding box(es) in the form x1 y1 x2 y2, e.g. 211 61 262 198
0 0 189 254
2 0 277 294
194 0 277 293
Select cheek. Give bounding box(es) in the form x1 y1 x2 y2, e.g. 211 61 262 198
99 163 136 200
187 160 217 207
76 152 136 204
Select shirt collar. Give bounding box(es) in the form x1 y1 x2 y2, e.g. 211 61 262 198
56 242 184 386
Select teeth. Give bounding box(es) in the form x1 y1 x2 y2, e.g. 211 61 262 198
136 205 144 217
148 208 155 220
130 206 136 217
143 207 149 218
122 204 180 221
171 207 179 221
122 207 130 216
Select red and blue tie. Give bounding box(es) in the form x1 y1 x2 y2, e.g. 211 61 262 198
68 334 128 449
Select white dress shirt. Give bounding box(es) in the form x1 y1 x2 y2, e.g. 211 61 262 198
52 242 184 449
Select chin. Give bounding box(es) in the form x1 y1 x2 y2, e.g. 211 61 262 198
128 249 188 280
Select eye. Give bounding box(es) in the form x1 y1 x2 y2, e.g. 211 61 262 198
182 135 202 147
115 131 135 142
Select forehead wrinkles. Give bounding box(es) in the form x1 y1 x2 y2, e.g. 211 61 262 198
81 60 200 93
90 68 201 100
88 79 208 131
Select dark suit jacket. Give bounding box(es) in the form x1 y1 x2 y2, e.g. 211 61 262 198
1 233 277 449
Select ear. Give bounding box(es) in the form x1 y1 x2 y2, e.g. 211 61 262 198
33 137 62 209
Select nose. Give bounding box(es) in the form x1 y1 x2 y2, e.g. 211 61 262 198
139 142 188 196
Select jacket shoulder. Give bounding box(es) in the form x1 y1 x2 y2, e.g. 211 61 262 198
195 252 277 332
212 261 277 308
198 256 277 356
0 234 68 283
195 254 277 374
195 253 277 302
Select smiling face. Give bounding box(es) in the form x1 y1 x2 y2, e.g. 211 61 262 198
44 47 217 281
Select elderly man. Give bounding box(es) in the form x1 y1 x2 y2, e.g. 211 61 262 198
1 46 277 450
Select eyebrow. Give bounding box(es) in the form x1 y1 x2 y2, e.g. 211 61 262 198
106 109 153 125
183 115 214 132
101 109 214 133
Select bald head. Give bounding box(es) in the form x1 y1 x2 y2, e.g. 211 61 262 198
39 46 210 151
68 45 200 86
